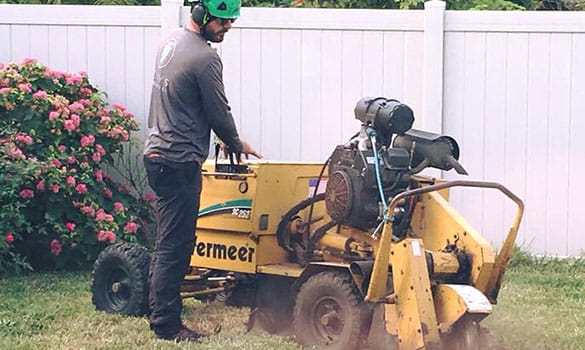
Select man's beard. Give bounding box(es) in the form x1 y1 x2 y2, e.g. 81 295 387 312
202 27 224 43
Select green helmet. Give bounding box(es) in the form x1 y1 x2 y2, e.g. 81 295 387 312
203 0 240 19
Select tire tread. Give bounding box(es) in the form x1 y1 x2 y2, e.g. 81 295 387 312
91 242 150 316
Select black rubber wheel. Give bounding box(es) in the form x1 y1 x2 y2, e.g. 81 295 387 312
91 243 150 316
293 271 371 350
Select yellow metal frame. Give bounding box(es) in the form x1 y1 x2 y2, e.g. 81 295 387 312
188 161 525 350
365 180 524 348
192 161 328 272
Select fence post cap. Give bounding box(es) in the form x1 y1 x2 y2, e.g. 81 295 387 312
424 0 446 9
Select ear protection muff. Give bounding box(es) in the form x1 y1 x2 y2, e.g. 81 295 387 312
191 1 209 26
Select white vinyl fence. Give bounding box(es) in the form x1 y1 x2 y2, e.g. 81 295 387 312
1 1 585 256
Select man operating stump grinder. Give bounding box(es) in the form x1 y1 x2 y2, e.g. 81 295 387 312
143 0 261 342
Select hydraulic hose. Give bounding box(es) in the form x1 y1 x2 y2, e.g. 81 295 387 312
367 129 391 222
276 193 326 255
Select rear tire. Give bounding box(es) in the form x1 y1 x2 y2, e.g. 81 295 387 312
293 271 371 350
91 243 150 316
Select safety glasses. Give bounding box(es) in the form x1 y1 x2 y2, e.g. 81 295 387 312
214 17 237 25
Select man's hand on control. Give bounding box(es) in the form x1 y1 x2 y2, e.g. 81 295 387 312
220 140 263 161
240 140 263 160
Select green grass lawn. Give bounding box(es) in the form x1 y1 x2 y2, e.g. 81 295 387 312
0 262 583 350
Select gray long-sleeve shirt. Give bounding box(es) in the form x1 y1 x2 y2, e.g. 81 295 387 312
144 28 242 163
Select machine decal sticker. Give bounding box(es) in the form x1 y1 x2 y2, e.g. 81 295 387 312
447 284 492 313
411 240 421 256
195 241 255 263
308 178 327 198
198 199 252 219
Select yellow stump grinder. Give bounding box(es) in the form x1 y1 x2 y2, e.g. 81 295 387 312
91 97 524 350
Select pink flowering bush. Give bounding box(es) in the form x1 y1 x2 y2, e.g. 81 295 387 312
0 59 154 273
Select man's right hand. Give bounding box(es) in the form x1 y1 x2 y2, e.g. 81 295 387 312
240 140 262 160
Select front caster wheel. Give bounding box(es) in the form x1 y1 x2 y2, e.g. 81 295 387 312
91 243 151 316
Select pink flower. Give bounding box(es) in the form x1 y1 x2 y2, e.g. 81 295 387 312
49 111 60 120
123 222 138 234
144 192 156 202
71 242 78 248
80 134 95 147
94 169 103 183
105 231 116 243
0 87 10 94
96 144 106 156
104 188 112 199
81 206 95 217
50 239 62 256
66 176 76 187
123 110 134 119
19 189 34 199
79 71 87 77
70 114 80 126
5 233 14 244
69 102 84 112
66 76 82 85
75 183 87 194
63 119 76 132
113 103 125 110
33 90 47 99
36 180 45 191
81 87 92 96
68 154 77 164
45 67 65 79
52 159 62 168
8 146 26 160
97 230 116 243
114 202 125 213
53 100 64 109
15 134 33 145
21 58 37 65
5 102 14 111
107 126 128 140
66 222 76 231
18 83 32 93
50 183 60 193
92 153 101 162
58 145 66 152
95 209 113 223
100 116 111 124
